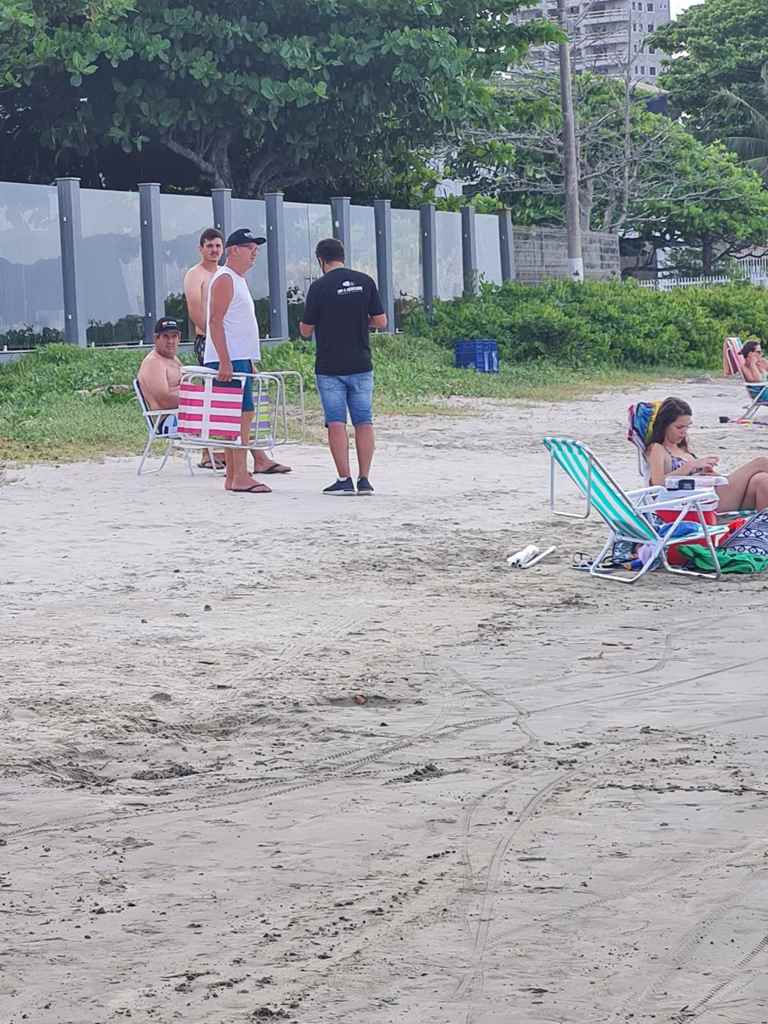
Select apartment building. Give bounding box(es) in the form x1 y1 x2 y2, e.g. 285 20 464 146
516 0 671 84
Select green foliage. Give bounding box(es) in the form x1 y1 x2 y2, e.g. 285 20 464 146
0 330 696 461
405 280 768 369
451 74 768 267
0 0 559 197
652 0 768 142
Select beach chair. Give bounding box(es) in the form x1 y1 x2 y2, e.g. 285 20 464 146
133 378 195 476
627 400 658 481
543 436 724 582
723 336 768 422
176 368 304 454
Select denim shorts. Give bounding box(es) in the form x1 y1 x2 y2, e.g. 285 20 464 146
316 371 374 426
204 359 254 412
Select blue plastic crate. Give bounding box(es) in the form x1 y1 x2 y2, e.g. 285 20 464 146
454 338 499 373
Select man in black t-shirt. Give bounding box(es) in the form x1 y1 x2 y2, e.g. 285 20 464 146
300 238 387 495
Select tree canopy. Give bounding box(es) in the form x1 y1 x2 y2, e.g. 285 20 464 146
451 74 768 273
651 0 768 141
0 0 559 197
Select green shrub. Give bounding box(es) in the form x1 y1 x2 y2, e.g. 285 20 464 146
406 279 768 369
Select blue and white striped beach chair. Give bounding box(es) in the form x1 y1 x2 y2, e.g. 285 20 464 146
543 436 724 583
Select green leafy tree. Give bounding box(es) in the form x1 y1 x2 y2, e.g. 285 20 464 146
723 63 768 184
651 0 768 141
0 0 559 196
452 74 768 274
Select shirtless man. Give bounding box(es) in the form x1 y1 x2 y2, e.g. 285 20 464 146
184 227 224 366
184 228 225 468
137 317 183 433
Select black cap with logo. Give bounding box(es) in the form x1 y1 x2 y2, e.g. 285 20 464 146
154 317 182 334
225 227 267 247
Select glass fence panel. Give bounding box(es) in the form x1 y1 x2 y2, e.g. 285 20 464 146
283 202 332 335
391 209 421 330
159 193 214 334
80 188 142 345
0 182 63 349
230 198 269 335
435 211 463 300
476 213 502 285
350 205 377 279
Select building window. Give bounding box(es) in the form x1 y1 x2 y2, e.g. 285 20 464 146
647 1 654 8
648 21 654 30
649 66 656 75
640 65 646 74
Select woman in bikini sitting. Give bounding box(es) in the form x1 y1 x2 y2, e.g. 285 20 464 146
740 339 768 384
646 397 768 512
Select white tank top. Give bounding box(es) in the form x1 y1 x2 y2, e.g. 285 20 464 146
204 265 261 363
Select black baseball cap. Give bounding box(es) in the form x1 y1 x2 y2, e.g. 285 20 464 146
154 317 182 334
226 227 266 247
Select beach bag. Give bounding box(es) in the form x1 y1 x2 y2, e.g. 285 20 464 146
722 509 768 556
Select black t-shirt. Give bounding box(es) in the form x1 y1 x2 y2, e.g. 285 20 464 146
302 267 384 375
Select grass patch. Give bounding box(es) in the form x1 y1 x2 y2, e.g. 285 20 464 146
0 338 706 463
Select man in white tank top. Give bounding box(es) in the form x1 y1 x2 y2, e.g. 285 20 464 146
204 228 289 492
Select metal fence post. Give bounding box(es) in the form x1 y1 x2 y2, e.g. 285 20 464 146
265 192 289 340
211 188 232 255
374 199 395 332
420 203 437 316
461 205 478 296
499 209 516 282
138 183 164 345
56 177 86 346
331 196 351 260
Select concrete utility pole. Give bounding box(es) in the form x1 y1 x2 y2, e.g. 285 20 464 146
557 0 585 283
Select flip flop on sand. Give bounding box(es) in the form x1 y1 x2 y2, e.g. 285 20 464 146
199 457 226 470
231 483 272 494
255 462 291 474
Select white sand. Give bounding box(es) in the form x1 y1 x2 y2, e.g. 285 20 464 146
2 377 768 1024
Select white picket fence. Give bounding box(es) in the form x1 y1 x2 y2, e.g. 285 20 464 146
639 256 768 291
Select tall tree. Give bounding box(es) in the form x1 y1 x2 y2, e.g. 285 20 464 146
0 0 558 195
452 74 768 274
651 0 768 141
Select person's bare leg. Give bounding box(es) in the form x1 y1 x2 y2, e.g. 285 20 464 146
744 471 768 510
227 412 270 492
251 449 291 473
328 422 351 478
717 457 768 511
354 423 375 479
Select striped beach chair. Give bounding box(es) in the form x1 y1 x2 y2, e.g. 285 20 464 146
723 336 768 422
543 436 723 582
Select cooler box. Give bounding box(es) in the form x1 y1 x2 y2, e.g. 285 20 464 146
454 339 499 373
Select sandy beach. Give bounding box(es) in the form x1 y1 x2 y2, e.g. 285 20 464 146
2 377 768 1024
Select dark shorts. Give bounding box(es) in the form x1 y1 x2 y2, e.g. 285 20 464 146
315 371 374 426
204 359 255 412
194 334 206 366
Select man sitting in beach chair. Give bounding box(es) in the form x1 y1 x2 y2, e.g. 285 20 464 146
137 317 183 435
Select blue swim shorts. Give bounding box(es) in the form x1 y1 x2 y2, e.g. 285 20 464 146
204 359 255 412
315 371 374 426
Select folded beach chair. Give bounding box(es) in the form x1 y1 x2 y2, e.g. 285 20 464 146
543 436 724 582
723 336 768 421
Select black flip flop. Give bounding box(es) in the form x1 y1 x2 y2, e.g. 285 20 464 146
231 484 271 494
257 462 291 475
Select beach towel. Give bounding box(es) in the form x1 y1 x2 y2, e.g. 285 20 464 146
678 546 768 574
627 400 659 456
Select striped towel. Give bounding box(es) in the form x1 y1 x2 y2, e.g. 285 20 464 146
178 378 243 441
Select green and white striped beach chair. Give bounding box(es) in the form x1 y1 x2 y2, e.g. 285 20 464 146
543 436 724 583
